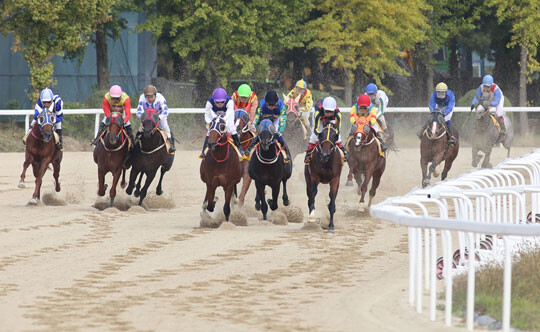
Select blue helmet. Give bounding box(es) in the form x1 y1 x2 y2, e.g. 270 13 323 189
40 88 54 102
365 83 377 94
482 75 493 87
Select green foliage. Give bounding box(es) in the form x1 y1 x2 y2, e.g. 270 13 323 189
0 0 116 101
305 0 429 89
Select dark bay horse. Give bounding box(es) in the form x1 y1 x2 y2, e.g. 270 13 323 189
472 100 513 168
200 116 243 221
126 108 174 206
93 112 129 207
346 118 386 211
305 124 342 230
234 109 256 207
18 110 62 204
248 119 292 220
420 111 459 188
282 93 309 160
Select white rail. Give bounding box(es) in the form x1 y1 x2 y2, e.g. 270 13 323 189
370 149 540 331
1 107 540 137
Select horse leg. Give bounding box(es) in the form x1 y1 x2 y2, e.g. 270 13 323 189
31 161 49 202
139 170 158 206
109 168 122 207
368 168 384 207
346 160 355 186
282 177 290 206
471 146 480 167
268 182 280 211
18 152 32 188
126 167 139 195
255 181 268 220
328 177 339 230
223 185 235 222
307 180 318 221
359 167 374 212
120 168 127 189
134 172 143 197
238 164 251 207
53 158 61 192
206 185 217 213
254 186 261 211
97 167 107 197
482 149 493 168
156 166 167 196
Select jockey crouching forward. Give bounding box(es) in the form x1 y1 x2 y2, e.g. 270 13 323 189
91 85 134 147
472 74 506 142
417 82 456 145
286 79 314 131
305 96 348 163
30 88 64 150
365 83 389 137
232 83 258 131
350 94 387 152
199 88 244 158
243 90 291 162
137 85 176 152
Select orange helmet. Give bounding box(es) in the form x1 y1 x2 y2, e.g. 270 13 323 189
357 94 371 107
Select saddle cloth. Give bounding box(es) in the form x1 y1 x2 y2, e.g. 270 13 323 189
201 137 243 162
345 135 385 158
489 114 501 132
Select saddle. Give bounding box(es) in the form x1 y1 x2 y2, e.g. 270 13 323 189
98 128 133 150
488 113 502 132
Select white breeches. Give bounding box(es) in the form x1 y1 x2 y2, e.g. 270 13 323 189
299 108 313 127
159 117 171 137
309 132 342 144
444 111 453 122
378 115 387 129
493 95 504 117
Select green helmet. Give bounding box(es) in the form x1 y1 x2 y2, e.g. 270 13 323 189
238 84 252 97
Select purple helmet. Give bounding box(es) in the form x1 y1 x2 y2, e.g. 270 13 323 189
212 88 227 102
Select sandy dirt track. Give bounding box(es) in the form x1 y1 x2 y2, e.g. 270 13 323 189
0 146 531 332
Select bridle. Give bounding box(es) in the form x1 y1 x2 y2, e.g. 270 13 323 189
208 116 230 163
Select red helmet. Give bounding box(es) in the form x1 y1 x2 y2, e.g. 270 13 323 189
357 94 371 107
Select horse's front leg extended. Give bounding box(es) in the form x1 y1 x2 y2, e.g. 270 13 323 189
126 167 139 195
328 177 340 230
205 185 217 213
420 155 430 188
482 149 493 168
307 180 318 221
238 162 251 207
268 182 280 211
18 152 32 188
282 177 290 206
97 167 107 197
138 170 157 206
109 168 123 207
53 158 61 192
223 185 235 222
346 158 355 186
31 161 49 201
255 181 268 220
471 146 480 167
156 166 168 196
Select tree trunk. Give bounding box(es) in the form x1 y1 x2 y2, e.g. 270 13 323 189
519 34 529 133
96 23 109 90
427 50 434 102
449 39 459 93
343 69 352 106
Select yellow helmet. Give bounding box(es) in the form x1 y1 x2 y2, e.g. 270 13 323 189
435 82 448 92
295 79 307 89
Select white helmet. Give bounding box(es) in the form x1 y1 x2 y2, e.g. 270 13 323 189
40 88 54 102
322 96 337 111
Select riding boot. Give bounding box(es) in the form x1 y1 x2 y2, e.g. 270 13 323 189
497 116 507 135
125 125 135 150
91 122 106 146
445 123 456 145
232 134 244 155
304 143 317 164
376 132 388 152
337 142 349 161
168 131 176 153
199 136 209 159
56 129 63 151
283 144 292 163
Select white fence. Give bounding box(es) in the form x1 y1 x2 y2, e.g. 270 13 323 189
370 150 540 331
1 107 540 137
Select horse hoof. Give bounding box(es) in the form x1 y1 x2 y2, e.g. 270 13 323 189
27 198 38 205
232 197 238 205
308 210 316 222
17 181 25 189
156 189 163 196
358 203 365 212
134 190 140 198
255 202 261 211
283 199 290 206
120 182 126 189
345 181 353 186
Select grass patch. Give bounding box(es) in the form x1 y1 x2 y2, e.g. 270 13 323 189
452 248 540 330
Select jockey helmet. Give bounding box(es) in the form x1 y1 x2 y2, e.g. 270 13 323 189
322 96 337 111
212 88 227 102
109 85 123 98
357 94 371 107
365 83 377 95
238 84 252 97
435 82 448 92
40 88 54 102
482 75 493 87
265 90 279 105
144 85 157 96
295 79 307 89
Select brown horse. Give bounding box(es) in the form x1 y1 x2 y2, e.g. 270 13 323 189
200 116 243 221
18 110 62 204
305 124 342 231
282 93 309 159
346 117 386 211
420 111 459 188
93 112 129 207
234 109 256 207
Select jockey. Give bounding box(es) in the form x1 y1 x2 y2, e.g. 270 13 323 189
365 83 389 135
350 94 387 152
199 88 244 158
91 85 134 146
231 84 258 130
305 96 348 163
286 79 314 131
137 85 176 152
244 90 291 162
31 88 64 150
417 82 456 145
471 74 506 140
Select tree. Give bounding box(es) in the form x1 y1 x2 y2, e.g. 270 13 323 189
487 0 540 132
304 0 429 105
0 0 114 101
138 0 313 102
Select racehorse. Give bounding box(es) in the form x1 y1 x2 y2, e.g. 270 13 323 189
18 110 62 204
248 119 292 220
420 110 459 188
305 124 343 230
234 109 256 207
93 112 130 207
200 116 243 222
472 99 513 168
346 118 386 211
126 108 174 206
282 93 309 160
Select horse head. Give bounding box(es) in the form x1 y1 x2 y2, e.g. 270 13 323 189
36 110 56 142
475 98 491 120
317 124 339 163
234 109 250 133
207 116 227 151
283 93 301 124
427 110 446 138
105 112 124 144
257 119 277 151
352 117 372 147
142 107 160 138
